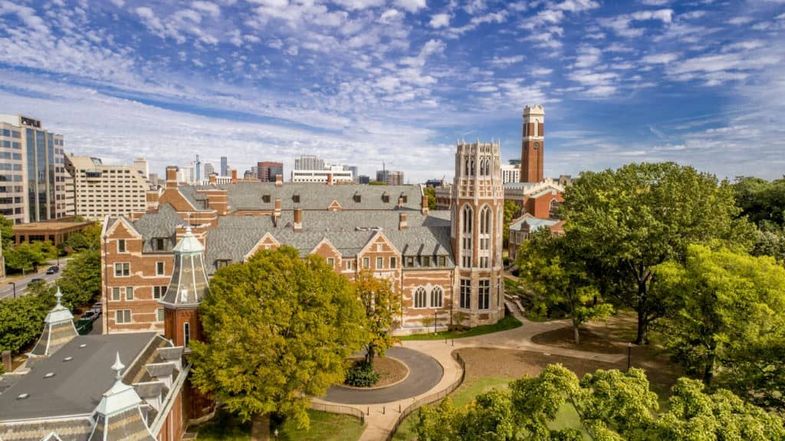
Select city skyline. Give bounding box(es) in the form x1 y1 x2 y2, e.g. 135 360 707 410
0 1 783 182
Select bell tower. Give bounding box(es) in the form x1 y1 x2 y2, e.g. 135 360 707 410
451 141 505 326
521 104 544 183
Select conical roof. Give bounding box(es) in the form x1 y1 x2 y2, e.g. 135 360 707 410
159 227 210 307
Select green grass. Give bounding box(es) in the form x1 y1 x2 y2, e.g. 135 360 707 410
400 314 522 341
391 376 585 440
196 409 364 441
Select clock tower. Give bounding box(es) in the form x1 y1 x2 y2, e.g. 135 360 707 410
520 104 544 183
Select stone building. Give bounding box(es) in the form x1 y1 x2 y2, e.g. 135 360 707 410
101 140 506 335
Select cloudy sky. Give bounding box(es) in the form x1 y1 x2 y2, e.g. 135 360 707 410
0 0 783 182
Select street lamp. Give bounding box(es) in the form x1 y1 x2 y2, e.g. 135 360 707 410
9 282 16 299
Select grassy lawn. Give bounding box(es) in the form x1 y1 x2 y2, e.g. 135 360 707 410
400 314 522 341
196 409 364 441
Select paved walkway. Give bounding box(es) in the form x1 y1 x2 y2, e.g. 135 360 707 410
318 306 626 441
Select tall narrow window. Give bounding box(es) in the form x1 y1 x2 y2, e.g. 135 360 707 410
479 206 491 268
479 279 490 310
117 239 126 253
414 287 427 308
184 322 191 346
462 205 473 267
460 279 471 309
430 286 443 308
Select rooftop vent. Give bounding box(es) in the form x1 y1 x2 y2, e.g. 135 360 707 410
292 194 300 203
79 344 87 348
44 372 55 378
17 393 29 400
262 194 271 203
63 356 73 362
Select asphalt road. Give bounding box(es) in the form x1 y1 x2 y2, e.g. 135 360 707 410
322 347 444 404
0 260 69 300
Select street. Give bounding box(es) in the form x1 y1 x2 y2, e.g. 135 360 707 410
0 260 69 300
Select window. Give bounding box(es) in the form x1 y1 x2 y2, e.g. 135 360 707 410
479 279 490 310
114 262 130 277
327 257 335 267
125 287 134 300
157 308 165 322
156 261 165 275
117 239 126 253
152 238 166 251
153 286 167 299
422 255 431 267
215 259 231 269
376 256 384 269
184 322 191 346
414 287 427 308
460 279 471 309
438 256 446 267
390 256 397 269
430 286 443 308
112 287 121 301
116 309 131 323
363 257 370 269
462 205 473 267
405 256 415 267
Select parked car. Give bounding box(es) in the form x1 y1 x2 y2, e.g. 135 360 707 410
29 278 44 284
80 311 100 322
90 302 102 314
45 266 59 274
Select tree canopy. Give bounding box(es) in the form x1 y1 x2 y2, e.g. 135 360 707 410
190 246 366 440
58 249 102 309
562 162 753 344
733 176 785 229
354 270 401 366
0 291 54 354
415 364 785 441
4 241 57 273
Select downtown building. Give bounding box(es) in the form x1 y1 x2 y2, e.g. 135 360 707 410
257 161 283 182
0 115 72 224
65 154 155 220
101 140 506 335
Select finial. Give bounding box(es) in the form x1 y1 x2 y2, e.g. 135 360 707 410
111 352 125 380
55 286 63 306
185 225 193 235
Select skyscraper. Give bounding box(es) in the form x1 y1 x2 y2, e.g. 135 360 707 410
195 154 201 182
0 115 70 223
203 162 215 178
294 155 324 171
257 161 284 182
220 156 228 176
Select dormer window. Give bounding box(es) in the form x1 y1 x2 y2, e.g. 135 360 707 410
400 194 408 203
262 194 271 203
382 193 390 203
215 259 231 269
353 193 361 203
151 237 167 251
292 194 300 203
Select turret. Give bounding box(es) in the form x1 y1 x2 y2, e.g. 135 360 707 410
29 287 77 358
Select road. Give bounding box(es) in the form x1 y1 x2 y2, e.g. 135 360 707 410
0 260 69 300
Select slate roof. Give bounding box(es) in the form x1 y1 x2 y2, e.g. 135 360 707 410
184 182 424 211
132 204 185 253
0 333 156 421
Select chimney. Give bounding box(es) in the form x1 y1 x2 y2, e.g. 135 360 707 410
293 208 303 231
208 173 217 185
399 212 408 230
230 169 238 184
275 174 283 187
421 193 429 215
326 173 333 186
165 166 178 189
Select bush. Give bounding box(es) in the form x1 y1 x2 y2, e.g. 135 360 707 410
344 361 379 387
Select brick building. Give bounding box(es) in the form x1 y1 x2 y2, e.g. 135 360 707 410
101 140 506 335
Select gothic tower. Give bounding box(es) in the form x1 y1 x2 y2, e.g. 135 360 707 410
451 141 505 326
520 104 545 183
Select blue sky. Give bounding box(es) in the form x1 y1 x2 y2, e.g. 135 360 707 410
0 0 783 182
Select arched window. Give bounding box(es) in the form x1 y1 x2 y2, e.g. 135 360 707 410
414 287 427 308
462 204 473 267
464 155 470 175
479 206 491 268
430 286 443 308
480 206 491 236
462 205 473 234
469 157 475 176
183 322 191 347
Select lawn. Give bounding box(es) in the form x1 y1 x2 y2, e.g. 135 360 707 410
196 408 364 441
399 314 522 341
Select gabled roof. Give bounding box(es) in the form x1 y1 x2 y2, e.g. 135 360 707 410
509 213 561 232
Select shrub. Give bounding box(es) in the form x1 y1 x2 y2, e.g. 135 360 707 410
344 361 379 387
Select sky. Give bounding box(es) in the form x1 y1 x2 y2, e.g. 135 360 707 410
0 0 784 183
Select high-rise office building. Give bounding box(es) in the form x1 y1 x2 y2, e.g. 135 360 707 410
220 156 228 176
344 165 359 183
0 115 71 224
501 163 520 183
133 158 149 178
294 155 324 171
257 161 284 182
204 162 215 177
376 169 404 185
195 154 201 182
65 155 153 220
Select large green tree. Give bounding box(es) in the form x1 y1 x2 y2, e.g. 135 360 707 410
354 270 401 367
5 241 56 273
0 214 12 253
563 162 752 344
190 246 366 441
415 364 785 441
63 223 101 252
58 249 102 309
502 200 520 248
733 176 785 229
517 231 613 345
0 291 54 354
656 245 785 389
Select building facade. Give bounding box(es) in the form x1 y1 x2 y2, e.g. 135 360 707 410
377 169 404 185
294 154 324 171
65 154 154 220
291 165 353 184
501 163 520 184
220 156 228 177
0 115 71 224
520 105 545 183
257 161 284 182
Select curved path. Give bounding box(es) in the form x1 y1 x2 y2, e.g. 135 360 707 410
323 347 443 404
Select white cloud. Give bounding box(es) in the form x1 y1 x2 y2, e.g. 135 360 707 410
641 52 679 64
489 54 525 67
429 13 450 28
192 1 221 17
600 9 673 37
641 0 669 5
394 0 427 13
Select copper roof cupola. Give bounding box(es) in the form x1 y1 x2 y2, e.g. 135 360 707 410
159 226 210 307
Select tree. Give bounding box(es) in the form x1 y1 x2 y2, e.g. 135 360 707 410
502 200 520 248
58 249 101 309
656 245 785 387
415 365 785 441
63 223 101 252
563 162 753 344
5 242 55 273
517 231 613 345
423 186 438 210
0 214 12 253
733 176 785 229
0 291 54 354
190 246 366 441
354 270 401 367
751 226 785 263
